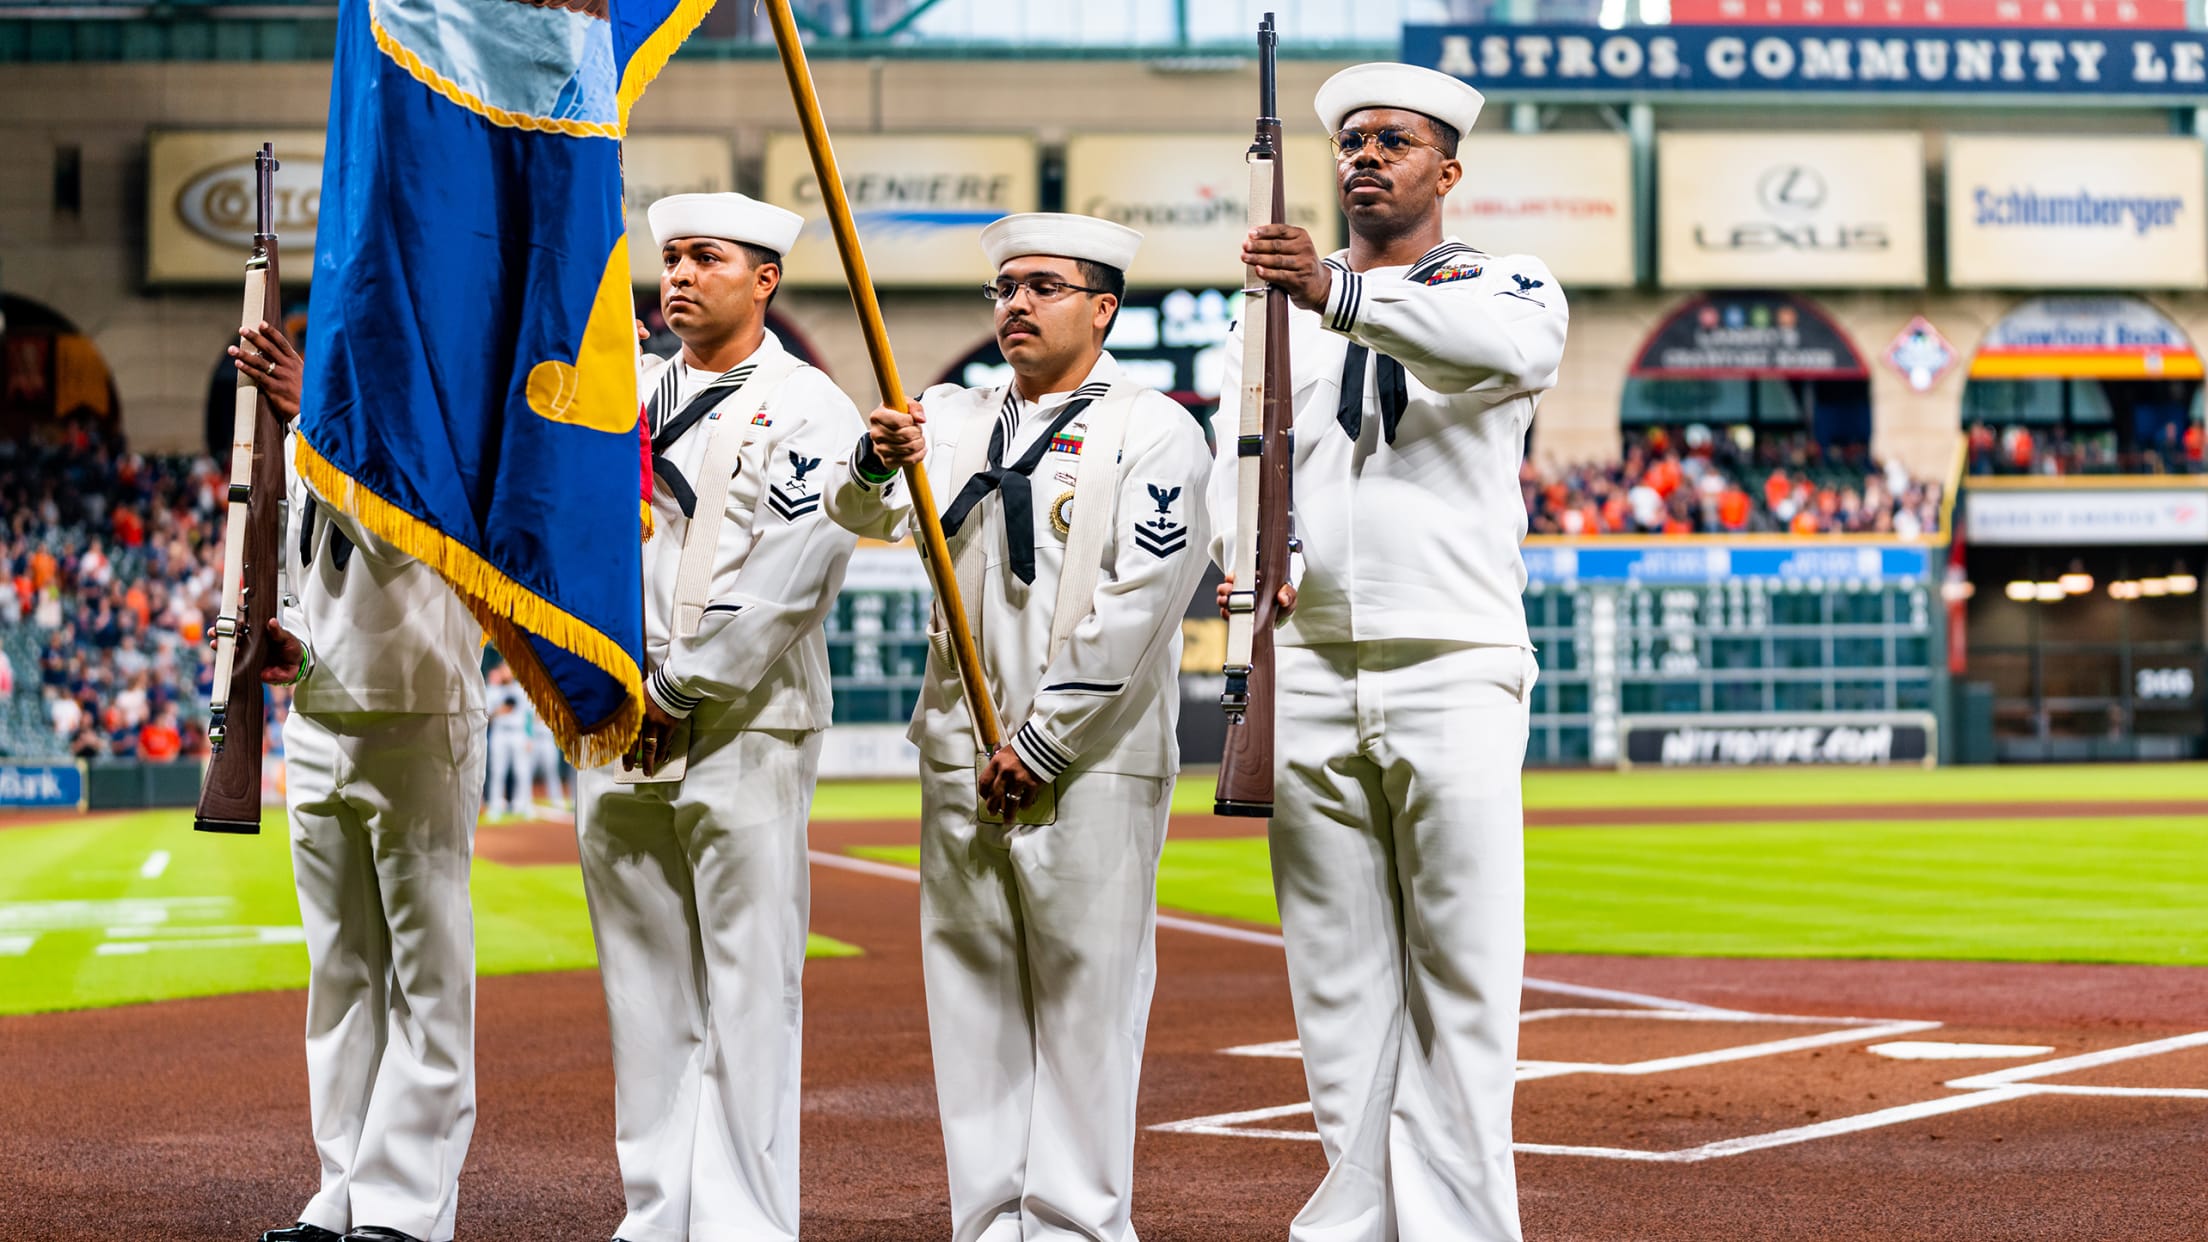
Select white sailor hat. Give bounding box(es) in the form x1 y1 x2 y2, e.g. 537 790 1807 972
647 192 805 255
1315 62 1484 137
980 212 1143 275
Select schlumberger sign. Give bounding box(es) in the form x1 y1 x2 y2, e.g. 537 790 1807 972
1403 24 2208 98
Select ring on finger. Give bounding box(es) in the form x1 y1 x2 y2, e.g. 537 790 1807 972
267 361 278 375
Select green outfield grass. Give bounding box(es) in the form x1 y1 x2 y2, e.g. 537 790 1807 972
0 809 858 1017
853 811 2208 966
814 763 2208 823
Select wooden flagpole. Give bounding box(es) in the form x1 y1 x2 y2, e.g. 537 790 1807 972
760 0 1003 754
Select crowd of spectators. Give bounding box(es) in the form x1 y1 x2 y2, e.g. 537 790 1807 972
1 426 230 760
1523 425 1945 537
1964 421 2204 477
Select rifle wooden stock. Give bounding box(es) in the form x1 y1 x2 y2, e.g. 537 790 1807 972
1216 15 1294 818
195 143 284 835
761 0 1003 754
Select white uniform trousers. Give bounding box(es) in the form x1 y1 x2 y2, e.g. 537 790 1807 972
485 728 527 815
919 757 1170 1242
1272 641 1537 1242
575 727 822 1242
286 708 487 1242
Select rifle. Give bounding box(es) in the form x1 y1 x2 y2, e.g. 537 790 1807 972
1216 14 1295 818
194 143 285 835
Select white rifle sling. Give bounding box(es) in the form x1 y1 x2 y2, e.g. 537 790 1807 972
208 259 269 722
1223 150 1276 681
668 352 804 640
936 394 1001 754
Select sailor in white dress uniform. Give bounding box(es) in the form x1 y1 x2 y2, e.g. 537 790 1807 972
1209 64 1569 1242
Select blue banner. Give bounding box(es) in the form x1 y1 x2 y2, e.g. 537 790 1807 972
1404 24 2208 98
1523 542 1932 585
300 0 710 765
0 763 85 810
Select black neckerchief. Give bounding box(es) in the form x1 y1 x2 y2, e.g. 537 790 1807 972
939 387 1104 584
1331 242 1478 444
647 361 757 519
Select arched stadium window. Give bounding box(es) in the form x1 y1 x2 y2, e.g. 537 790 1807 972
1622 291 1872 453
1961 296 2202 477
4 293 121 447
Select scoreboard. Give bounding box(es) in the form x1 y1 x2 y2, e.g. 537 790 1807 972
1522 542 1942 766
821 540 1947 771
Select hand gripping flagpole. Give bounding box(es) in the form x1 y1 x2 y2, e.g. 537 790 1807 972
762 0 1004 755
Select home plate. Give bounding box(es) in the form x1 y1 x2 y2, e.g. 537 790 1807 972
1866 1041 2055 1060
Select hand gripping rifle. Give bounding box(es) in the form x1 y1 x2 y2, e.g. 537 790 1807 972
1215 15 1295 818
195 143 285 835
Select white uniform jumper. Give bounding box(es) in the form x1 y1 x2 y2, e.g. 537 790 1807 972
281 435 488 1242
825 353 1211 1242
575 331 863 1242
1207 239 1568 1242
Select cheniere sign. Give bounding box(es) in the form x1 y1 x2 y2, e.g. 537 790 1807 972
1404 24 2208 98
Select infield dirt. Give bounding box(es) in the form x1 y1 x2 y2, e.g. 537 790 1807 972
2 813 2202 1241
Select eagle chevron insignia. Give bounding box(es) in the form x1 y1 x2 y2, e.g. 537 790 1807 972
1135 483 1186 557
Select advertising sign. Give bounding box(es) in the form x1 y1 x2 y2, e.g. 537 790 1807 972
1443 133 1635 287
146 130 324 284
1618 713 1937 767
1632 292 1869 378
763 133 1038 289
0 763 86 810
1946 136 2206 290
1520 543 1931 584
1966 486 2208 545
1669 0 2187 27
1657 132 1926 288
1968 296 2202 380
622 134 736 285
1064 134 1341 288
1405 24 2208 100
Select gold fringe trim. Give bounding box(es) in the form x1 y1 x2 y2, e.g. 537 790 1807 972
615 0 717 130
294 435 643 767
370 0 624 140
640 498 656 543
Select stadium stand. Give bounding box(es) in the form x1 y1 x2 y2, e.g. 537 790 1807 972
1523 427 1944 538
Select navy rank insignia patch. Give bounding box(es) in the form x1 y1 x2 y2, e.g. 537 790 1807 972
1426 263 1482 286
1134 484 1187 558
768 451 824 522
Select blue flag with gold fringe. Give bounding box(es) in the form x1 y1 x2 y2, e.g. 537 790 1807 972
299 0 710 764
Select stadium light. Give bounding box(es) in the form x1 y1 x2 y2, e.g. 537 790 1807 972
2109 580 2142 601
1940 579 1976 602
2004 580 2035 601
2033 582 2066 602
2169 571 2198 596
2142 578 2171 597
2058 571 2093 595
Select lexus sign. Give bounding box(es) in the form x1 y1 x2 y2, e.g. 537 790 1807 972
1658 131 1926 287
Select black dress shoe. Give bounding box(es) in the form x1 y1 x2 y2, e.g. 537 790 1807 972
260 1227 343 1242
343 1230 424 1242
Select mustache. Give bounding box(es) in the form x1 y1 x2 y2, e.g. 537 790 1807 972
1344 170 1391 191
1000 317 1040 337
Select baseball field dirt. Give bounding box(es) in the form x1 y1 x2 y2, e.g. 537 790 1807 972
5 808 2204 1241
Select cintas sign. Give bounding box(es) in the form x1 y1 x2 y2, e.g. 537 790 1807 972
1659 132 1926 287
1403 23 2208 100
147 129 324 284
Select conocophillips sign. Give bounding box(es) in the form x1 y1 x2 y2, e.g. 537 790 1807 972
146 130 324 284
1064 134 1340 288
764 133 1037 289
1658 131 1926 288
1405 23 2208 99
